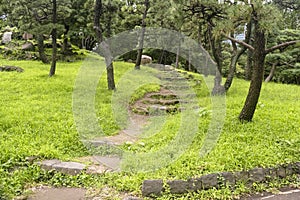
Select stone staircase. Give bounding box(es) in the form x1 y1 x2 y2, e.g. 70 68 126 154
131 64 199 115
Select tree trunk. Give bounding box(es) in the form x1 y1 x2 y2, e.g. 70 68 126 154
49 0 57 77
93 0 103 43
105 0 115 90
135 0 149 70
62 24 70 55
239 26 266 122
224 43 247 91
245 49 253 80
245 20 254 81
265 62 277 82
224 20 252 91
159 49 165 64
188 47 192 71
211 38 225 95
94 0 115 90
175 42 180 68
37 34 49 64
106 58 115 90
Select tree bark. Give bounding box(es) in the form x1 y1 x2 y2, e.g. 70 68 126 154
49 0 57 77
175 42 181 68
37 34 49 64
265 62 277 82
105 0 115 90
239 24 266 122
94 0 115 90
224 38 238 91
62 23 70 55
93 0 103 43
211 37 225 95
135 0 149 70
245 49 253 80
224 20 252 91
159 49 165 64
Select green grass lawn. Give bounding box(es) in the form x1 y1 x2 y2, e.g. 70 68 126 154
0 55 299 199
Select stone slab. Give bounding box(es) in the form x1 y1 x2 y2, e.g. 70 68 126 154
142 179 163 197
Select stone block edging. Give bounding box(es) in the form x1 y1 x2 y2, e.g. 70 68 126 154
142 162 300 197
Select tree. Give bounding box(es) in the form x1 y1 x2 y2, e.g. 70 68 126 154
135 0 150 70
49 0 57 77
94 0 115 90
222 2 300 121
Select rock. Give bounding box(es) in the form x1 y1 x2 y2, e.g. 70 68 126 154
199 173 219 189
52 161 85 175
22 32 33 40
233 171 249 183
248 167 266 183
294 162 300 174
37 159 61 171
0 66 24 72
188 177 202 191
285 163 296 176
123 196 142 200
167 180 191 194
2 32 12 44
265 167 277 181
141 55 152 65
277 165 287 178
142 179 163 197
220 172 235 187
37 160 85 175
22 42 34 51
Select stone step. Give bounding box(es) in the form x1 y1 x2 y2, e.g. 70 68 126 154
142 98 180 106
148 64 174 71
37 160 107 175
164 85 191 90
36 156 122 175
147 93 177 100
92 156 121 171
159 77 187 81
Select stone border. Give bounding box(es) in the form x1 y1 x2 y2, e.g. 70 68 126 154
142 162 300 197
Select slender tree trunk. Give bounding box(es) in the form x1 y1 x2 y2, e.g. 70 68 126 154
94 0 115 90
224 44 246 91
175 42 181 68
188 47 192 71
93 0 103 43
37 34 49 64
105 0 115 90
159 49 165 64
224 20 252 91
211 38 225 95
135 0 149 70
239 25 266 122
49 0 57 77
265 62 277 82
62 24 70 55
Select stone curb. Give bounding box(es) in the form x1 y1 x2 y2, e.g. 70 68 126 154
142 162 300 197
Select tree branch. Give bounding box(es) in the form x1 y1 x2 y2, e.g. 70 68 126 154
222 33 254 51
265 40 300 54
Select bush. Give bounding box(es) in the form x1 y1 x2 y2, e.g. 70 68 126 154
279 69 300 84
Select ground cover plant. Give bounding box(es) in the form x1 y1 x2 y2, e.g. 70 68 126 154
0 55 299 199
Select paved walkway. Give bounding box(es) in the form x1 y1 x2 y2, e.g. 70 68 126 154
244 188 300 200
28 188 86 200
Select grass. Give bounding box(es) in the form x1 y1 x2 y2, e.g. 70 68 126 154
0 54 299 199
